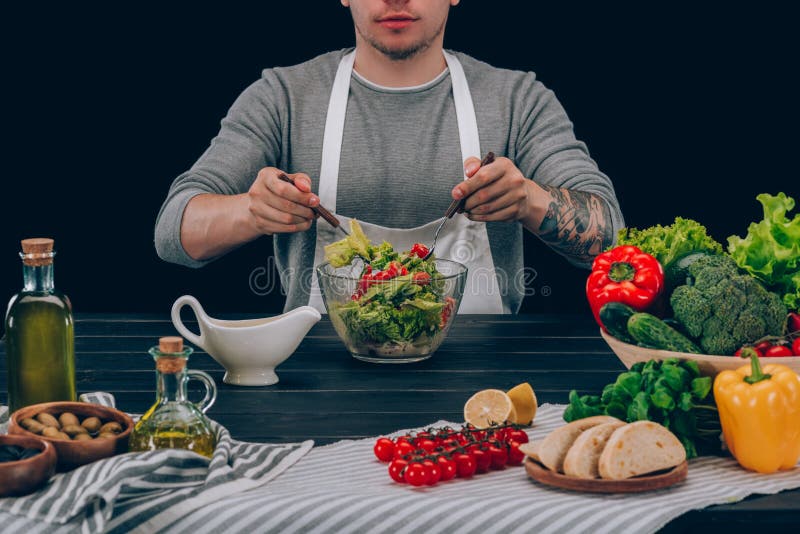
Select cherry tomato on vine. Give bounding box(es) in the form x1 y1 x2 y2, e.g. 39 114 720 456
417 438 437 452
471 448 491 473
765 345 793 357
394 441 415 459
792 337 800 356
454 453 477 477
374 438 395 462
437 456 457 481
388 459 407 483
404 462 428 486
487 444 508 469
507 440 526 465
423 459 441 485
505 428 528 444
755 340 774 353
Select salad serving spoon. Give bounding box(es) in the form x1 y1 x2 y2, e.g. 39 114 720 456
277 173 349 237
422 152 495 260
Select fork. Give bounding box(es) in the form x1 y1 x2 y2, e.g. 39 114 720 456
422 152 495 260
277 173 349 237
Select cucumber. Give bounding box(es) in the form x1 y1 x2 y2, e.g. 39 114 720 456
599 302 637 344
627 312 702 353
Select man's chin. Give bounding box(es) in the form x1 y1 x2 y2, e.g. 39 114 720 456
372 40 428 61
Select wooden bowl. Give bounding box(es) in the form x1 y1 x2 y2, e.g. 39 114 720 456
0 434 57 497
8 401 134 472
601 329 800 377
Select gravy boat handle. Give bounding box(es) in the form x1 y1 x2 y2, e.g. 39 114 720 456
171 295 207 350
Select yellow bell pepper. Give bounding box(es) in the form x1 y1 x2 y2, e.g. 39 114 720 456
713 349 800 473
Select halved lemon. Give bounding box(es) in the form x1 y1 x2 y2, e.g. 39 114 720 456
463 389 517 429
507 382 538 426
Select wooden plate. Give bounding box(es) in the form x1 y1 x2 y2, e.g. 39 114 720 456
600 329 800 377
525 458 688 493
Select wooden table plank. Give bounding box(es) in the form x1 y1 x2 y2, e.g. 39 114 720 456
2 313 799 529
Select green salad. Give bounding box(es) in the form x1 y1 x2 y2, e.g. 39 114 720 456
324 220 455 346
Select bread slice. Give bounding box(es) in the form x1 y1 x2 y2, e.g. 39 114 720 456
538 416 623 473
562 420 626 479
517 442 540 462
598 421 686 480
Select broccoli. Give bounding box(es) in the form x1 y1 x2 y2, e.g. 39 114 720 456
670 255 787 355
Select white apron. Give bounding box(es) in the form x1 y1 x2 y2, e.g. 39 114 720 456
308 50 506 315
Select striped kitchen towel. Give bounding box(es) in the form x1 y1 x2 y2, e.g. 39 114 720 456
149 404 800 534
0 394 313 533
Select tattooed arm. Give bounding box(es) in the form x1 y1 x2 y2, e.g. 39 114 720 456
453 156 618 266
529 185 615 265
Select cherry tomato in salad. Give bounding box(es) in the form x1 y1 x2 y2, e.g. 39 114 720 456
404 462 428 486
388 459 407 483
373 438 395 462
793 337 800 356
410 243 429 258
412 271 431 285
765 345 793 357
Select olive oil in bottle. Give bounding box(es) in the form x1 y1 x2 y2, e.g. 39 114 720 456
129 337 217 458
5 238 76 413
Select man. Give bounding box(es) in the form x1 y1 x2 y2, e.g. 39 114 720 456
154 0 624 314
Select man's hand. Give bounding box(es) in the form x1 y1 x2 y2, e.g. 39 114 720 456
247 167 320 235
451 156 535 223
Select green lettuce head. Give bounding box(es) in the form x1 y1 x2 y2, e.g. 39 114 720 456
728 192 800 311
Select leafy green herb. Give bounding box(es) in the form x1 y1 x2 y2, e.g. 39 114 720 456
563 359 721 458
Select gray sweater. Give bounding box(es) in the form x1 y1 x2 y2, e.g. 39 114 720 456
154 49 624 313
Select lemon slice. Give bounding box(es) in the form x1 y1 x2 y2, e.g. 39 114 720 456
507 382 538 426
463 389 517 428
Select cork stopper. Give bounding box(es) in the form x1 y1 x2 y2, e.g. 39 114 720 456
21 238 55 266
159 336 184 353
156 337 187 373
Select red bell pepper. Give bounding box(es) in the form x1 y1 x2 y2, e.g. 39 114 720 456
586 245 665 327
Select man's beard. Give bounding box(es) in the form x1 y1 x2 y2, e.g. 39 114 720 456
357 18 446 61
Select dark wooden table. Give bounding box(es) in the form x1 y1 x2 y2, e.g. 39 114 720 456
2 314 799 531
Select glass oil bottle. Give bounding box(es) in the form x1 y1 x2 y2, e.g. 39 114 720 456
5 238 76 412
129 336 217 458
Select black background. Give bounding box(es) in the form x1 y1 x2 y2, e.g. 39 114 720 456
1 2 796 318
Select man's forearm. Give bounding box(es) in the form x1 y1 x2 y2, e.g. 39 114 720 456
520 182 615 265
180 193 260 261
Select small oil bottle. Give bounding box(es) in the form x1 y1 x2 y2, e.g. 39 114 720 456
5 238 76 412
129 337 217 458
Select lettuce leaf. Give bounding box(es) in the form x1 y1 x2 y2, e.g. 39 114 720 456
324 219 373 267
727 192 800 311
616 217 723 267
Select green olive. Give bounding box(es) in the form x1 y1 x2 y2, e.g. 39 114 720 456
81 417 102 433
97 432 118 440
73 433 93 441
20 417 46 434
62 424 89 437
59 412 80 428
99 422 123 434
36 412 60 429
42 426 61 438
54 432 71 441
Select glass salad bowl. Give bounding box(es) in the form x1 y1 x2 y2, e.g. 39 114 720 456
317 259 468 363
